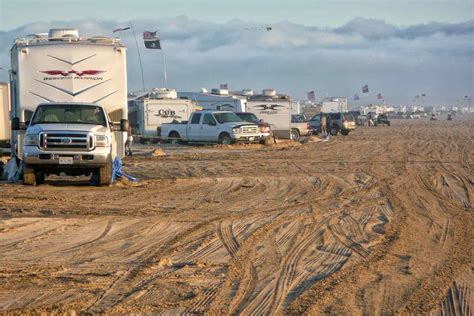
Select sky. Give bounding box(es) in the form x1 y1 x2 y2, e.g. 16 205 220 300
0 0 473 106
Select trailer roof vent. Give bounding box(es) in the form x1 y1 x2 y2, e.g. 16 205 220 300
150 88 177 100
48 28 79 41
262 89 276 97
242 89 253 96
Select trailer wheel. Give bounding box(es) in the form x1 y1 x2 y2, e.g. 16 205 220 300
291 129 300 141
23 164 37 185
219 133 232 145
99 158 112 186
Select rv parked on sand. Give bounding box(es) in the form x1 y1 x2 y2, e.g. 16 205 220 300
10 28 129 185
178 89 247 112
135 88 198 137
0 83 11 153
321 97 348 113
246 89 292 139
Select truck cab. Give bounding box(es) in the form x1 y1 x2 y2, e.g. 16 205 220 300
21 102 126 185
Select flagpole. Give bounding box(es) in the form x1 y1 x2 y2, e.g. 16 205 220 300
129 21 146 91
158 30 168 88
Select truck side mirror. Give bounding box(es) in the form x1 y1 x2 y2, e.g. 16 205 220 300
209 121 216 126
120 119 129 132
11 117 20 131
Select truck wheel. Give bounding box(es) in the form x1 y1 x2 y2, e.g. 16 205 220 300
23 164 36 185
341 130 349 136
35 172 45 184
169 131 181 145
291 129 300 141
99 158 112 186
219 133 232 145
330 126 339 136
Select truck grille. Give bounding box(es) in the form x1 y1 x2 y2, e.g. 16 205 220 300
241 126 259 134
40 132 92 151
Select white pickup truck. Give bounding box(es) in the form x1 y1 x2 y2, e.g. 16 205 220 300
161 110 262 144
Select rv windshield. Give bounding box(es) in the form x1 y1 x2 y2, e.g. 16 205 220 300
31 104 107 126
214 112 243 124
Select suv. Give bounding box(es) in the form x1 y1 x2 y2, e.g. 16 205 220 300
376 113 391 126
326 112 356 135
308 114 321 134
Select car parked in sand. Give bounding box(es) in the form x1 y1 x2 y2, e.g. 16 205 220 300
290 114 311 140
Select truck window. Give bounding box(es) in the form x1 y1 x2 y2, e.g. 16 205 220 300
31 104 107 126
202 114 216 125
191 113 202 124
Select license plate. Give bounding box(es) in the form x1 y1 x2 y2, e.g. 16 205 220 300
249 137 255 141
59 157 73 165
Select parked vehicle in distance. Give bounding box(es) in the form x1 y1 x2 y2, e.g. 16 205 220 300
376 113 391 126
161 110 262 144
348 110 362 125
290 114 311 140
358 114 367 126
235 112 273 144
308 114 321 134
22 102 126 185
327 112 356 135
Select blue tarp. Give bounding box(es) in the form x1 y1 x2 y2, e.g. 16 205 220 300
112 157 138 183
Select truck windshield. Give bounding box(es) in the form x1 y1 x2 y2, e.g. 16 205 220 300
214 113 243 124
31 104 107 126
236 113 259 123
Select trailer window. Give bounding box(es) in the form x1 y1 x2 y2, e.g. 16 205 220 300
190 113 201 124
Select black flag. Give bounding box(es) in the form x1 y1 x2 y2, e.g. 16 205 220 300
143 31 161 49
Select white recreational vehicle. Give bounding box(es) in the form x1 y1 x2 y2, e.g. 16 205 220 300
321 97 348 113
10 28 129 185
178 89 247 112
246 89 292 139
0 83 11 151
135 88 198 137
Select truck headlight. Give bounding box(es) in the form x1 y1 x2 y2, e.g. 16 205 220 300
24 134 39 146
95 135 109 147
232 127 242 134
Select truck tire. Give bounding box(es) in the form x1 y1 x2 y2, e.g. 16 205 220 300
291 129 300 141
35 172 45 184
341 130 349 136
169 131 181 145
23 164 37 185
219 133 232 145
99 158 112 186
330 125 339 136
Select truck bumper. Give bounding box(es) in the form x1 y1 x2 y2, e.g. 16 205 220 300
234 135 263 143
23 146 110 168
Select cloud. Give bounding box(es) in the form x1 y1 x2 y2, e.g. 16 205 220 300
0 17 472 105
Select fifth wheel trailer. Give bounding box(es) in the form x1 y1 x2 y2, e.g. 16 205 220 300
0 83 11 151
246 89 291 139
10 28 129 185
136 88 198 137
